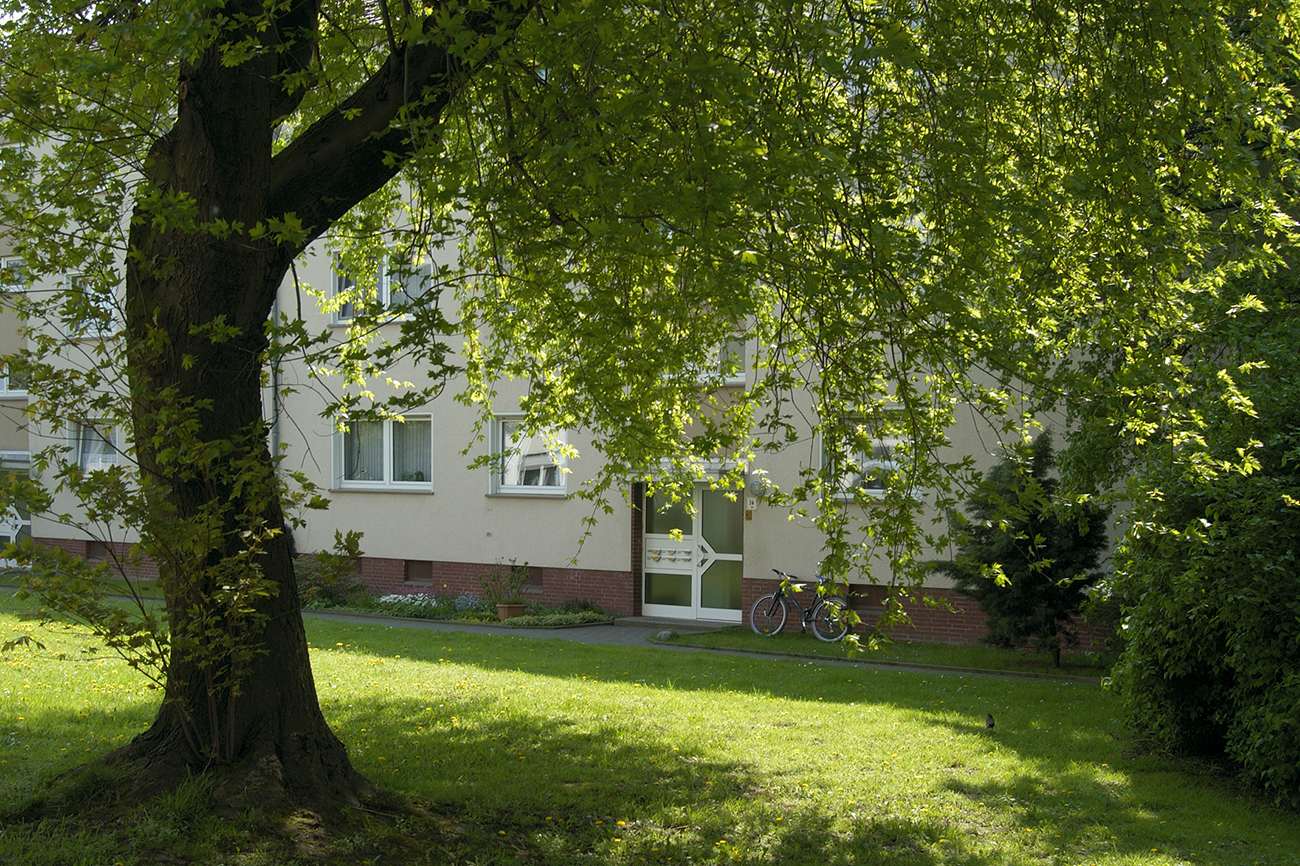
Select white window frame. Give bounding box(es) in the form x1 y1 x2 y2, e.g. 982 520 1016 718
822 431 903 499
62 274 119 338
489 416 568 497
2 258 28 293
333 415 433 492
72 422 118 472
331 259 436 324
0 364 27 398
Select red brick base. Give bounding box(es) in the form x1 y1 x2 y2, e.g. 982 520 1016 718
359 557 637 618
742 576 1114 654
33 537 160 580
32 536 1113 651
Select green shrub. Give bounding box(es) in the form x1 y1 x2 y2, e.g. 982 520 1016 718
479 559 530 605
932 432 1110 666
1104 278 1300 808
295 530 367 608
499 610 611 627
561 598 606 615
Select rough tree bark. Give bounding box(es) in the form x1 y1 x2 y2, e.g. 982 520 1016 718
108 0 533 810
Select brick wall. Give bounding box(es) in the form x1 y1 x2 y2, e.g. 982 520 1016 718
742 576 1114 654
33 536 160 580
36 534 1113 652
365 557 637 617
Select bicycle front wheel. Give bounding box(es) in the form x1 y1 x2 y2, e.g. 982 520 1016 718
750 594 787 636
812 598 850 642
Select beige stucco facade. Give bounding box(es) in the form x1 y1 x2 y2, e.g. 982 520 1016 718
9 230 1042 632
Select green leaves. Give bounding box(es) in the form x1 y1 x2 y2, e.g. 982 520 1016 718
1106 273 1300 806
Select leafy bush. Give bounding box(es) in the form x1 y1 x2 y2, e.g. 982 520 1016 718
372 592 494 620
1105 279 1300 807
497 610 611 627
932 433 1110 666
479 560 530 605
295 530 367 608
561 598 606 615
373 593 455 619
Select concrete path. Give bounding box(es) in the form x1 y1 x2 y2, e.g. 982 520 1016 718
1 585 1096 681
303 609 1100 682
303 609 704 648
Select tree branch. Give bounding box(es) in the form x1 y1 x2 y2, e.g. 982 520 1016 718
269 0 324 123
266 0 536 255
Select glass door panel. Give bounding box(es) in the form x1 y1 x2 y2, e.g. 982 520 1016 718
643 485 744 622
699 559 742 611
700 489 743 555
645 494 691 535
643 492 696 617
645 572 692 607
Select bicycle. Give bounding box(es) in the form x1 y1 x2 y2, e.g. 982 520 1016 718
750 569 850 641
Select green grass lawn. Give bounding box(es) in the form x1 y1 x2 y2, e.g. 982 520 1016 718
2 592 1297 865
665 627 1114 677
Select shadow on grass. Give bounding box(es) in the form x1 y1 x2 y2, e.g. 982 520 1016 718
306 621 1300 861
323 688 1004 866
6 606 1292 864
1 698 1004 866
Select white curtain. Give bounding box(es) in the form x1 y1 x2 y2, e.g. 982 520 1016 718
344 420 384 481
391 418 431 482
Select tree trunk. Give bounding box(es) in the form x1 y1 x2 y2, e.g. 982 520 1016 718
108 22 371 810
117 199 371 813
101 0 530 810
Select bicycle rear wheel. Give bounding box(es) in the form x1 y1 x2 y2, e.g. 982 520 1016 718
812 598 850 642
750 593 787 636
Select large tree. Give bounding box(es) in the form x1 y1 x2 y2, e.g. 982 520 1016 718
2 0 1297 812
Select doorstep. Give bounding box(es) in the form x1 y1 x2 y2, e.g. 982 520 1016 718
613 616 729 633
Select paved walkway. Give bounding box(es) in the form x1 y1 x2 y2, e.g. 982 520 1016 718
304 609 705 648
2 585 1097 682
304 609 1100 682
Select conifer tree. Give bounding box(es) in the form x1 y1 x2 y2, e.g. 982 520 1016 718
934 434 1109 667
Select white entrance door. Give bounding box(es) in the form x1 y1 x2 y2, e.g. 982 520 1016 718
0 504 30 569
642 487 744 622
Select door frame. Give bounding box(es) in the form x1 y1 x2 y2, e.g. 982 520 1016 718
0 465 30 569
641 485 743 623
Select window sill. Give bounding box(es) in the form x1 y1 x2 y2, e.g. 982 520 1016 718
829 491 889 503
487 490 569 500
332 485 433 494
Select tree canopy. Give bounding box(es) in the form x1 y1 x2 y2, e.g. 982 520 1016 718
2 0 1299 808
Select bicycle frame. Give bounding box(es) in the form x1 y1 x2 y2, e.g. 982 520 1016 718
772 570 831 633
752 569 850 641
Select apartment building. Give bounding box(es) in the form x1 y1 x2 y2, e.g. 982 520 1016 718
9 237 1103 647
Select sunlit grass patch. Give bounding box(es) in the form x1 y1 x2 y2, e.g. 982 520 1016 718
3 592 1298 865
669 626 1114 676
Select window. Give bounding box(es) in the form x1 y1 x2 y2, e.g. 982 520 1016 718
332 259 435 323
719 338 748 387
387 261 435 307
336 415 432 490
490 417 566 495
75 423 117 472
2 258 28 293
0 365 27 397
823 431 902 498
62 275 118 337
405 560 434 583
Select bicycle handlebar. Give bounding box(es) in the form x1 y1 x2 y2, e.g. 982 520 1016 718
772 568 829 584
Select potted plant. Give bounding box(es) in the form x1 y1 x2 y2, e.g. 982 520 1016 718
480 560 531 619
